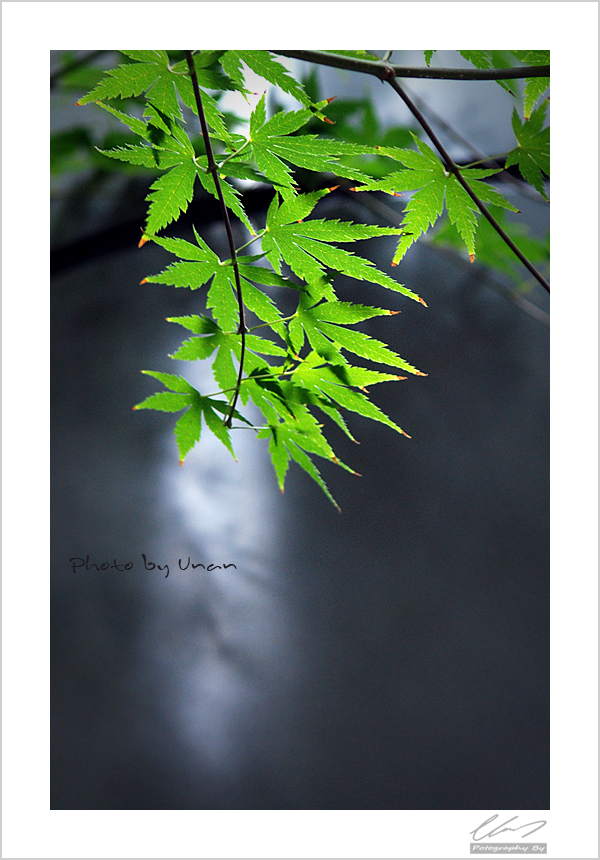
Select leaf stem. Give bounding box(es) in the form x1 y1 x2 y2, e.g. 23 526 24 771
247 312 297 333
184 50 248 425
460 150 515 169
217 138 251 170
236 231 266 253
204 367 298 399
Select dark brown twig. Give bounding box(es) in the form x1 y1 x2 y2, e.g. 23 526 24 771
339 185 549 325
273 50 550 294
184 50 247 427
384 75 550 293
273 50 549 82
400 82 545 203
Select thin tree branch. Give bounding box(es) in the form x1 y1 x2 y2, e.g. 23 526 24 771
274 50 550 292
384 75 550 293
273 50 549 82
400 82 546 203
184 50 247 428
340 185 549 326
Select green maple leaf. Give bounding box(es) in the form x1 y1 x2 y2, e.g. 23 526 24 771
459 50 492 68
79 51 235 144
458 50 514 95
523 75 550 120
354 135 519 263
133 370 241 462
258 420 341 510
143 230 236 328
94 101 192 161
145 163 196 236
237 269 288 340
273 366 360 444
80 56 248 235
140 105 253 234
511 51 550 118
141 228 227 304
170 52 236 95
144 230 290 332
78 57 166 105
166 314 287 414
242 95 373 189
95 143 183 170
91 100 200 236
92 100 154 140
172 395 238 462
254 386 360 511
505 102 550 200
222 50 311 107
79 51 184 118
262 189 426 304
141 114 199 235
167 317 240 394
170 329 285 365
292 294 424 375
143 231 220 281
290 358 412 440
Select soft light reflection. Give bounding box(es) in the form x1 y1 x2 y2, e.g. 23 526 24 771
139 360 296 775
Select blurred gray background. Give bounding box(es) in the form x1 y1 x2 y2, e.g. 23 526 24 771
51 51 549 809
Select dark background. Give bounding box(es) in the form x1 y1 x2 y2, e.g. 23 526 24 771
51 52 550 810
